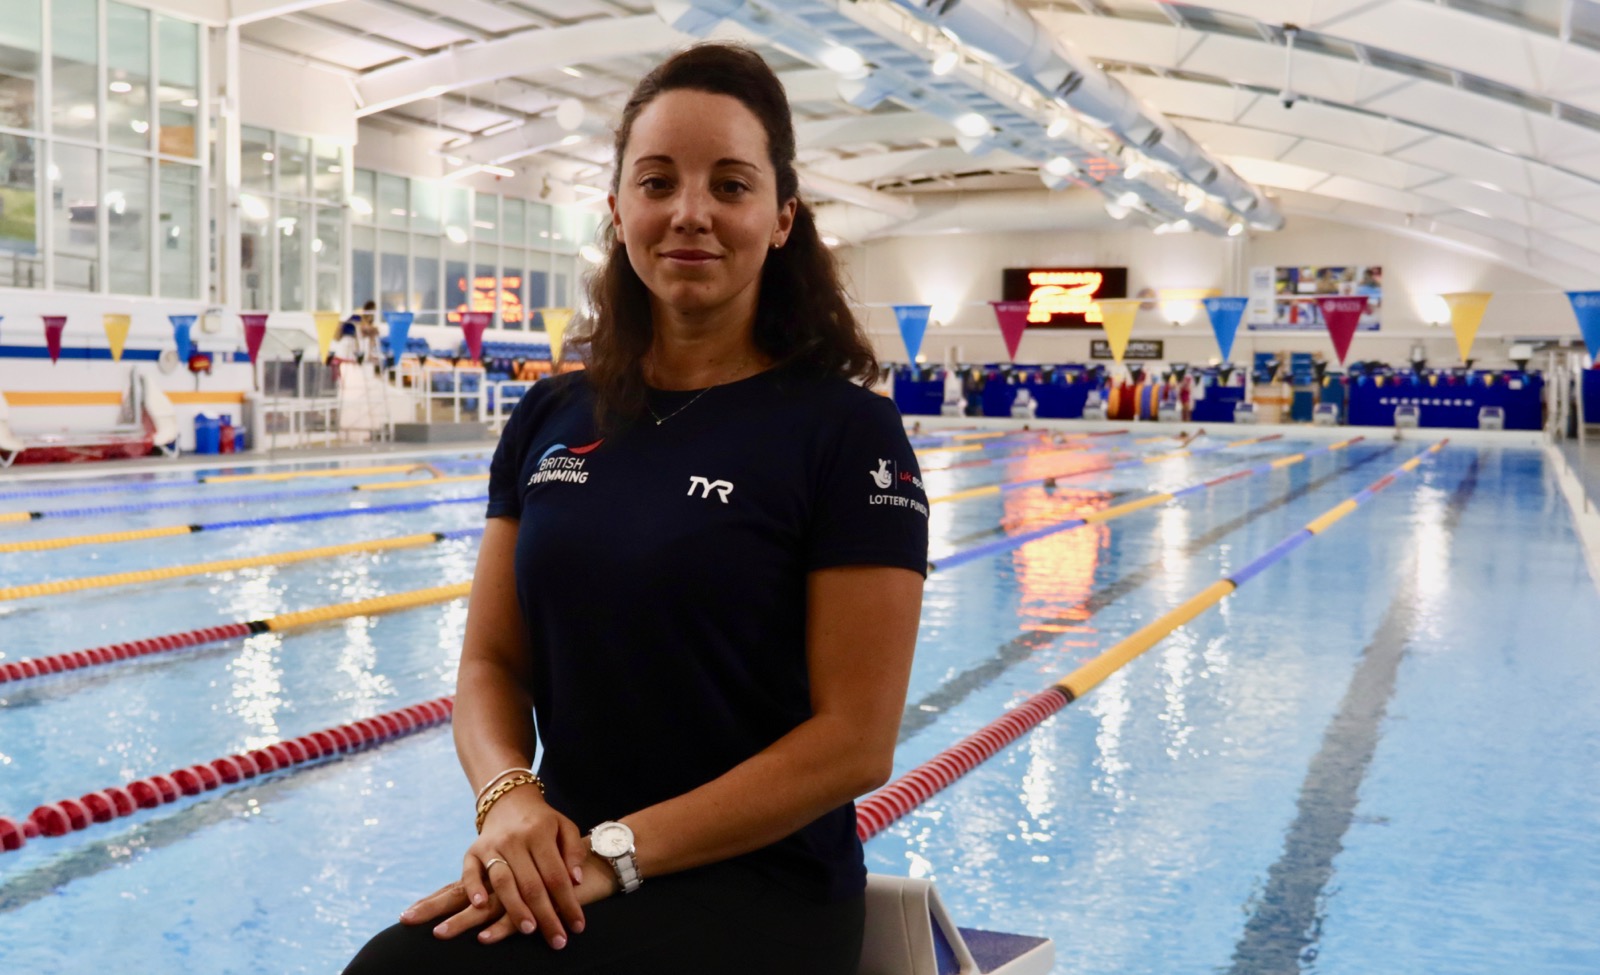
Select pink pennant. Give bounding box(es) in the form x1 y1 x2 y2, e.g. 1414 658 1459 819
43 315 66 364
990 300 1031 361
240 313 269 364
1315 295 1369 366
460 311 491 362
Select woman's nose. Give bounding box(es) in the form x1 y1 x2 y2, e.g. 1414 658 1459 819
670 185 713 234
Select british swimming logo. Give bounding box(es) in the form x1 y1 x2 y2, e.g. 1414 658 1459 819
529 439 603 486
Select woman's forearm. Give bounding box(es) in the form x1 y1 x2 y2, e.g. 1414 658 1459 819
453 656 539 793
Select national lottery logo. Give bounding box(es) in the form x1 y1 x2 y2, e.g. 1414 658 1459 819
528 439 603 486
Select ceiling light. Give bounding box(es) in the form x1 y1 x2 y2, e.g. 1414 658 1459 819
1046 117 1070 139
954 112 990 137
560 134 584 146
1184 197 1203 213
130 119 149 134
328 165 342 173
312 238 324 253
573 184 607 197
1104 202 1130 221
1044 156 1077 177
1152 222 1174 235
180 97 198 108
820 45 866 76
821 234 841 247
349 196 373 216
1170 219 1193 233
109 81 132 94
262 151 274 162
930 50 959 76
578 243 605 264
1116 191 1141 208
482 164 516 177
560 66 584 78
1123 161 1146 180
445 225 469 243
444 164 484 181
239 194 269 221
1228 222 1245 237
481 119 523 137
389 208 408 216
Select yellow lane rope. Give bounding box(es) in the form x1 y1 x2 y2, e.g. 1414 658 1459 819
264 581 473 631
199 463 436 485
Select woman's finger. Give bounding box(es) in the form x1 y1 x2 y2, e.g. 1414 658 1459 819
400 882 470 925
434 900 505 940
485 853 541 939
535 840 586 937
474 912 522 946
460 851 493 909
558 818 588 888
507 848 568 950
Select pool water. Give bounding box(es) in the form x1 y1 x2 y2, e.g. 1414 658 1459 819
1 434 1596 974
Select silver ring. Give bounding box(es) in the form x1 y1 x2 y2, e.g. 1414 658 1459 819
483 857 509 873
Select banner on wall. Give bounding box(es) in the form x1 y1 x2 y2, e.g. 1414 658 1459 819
384 311 414 362
1202 297 1248 362
1091 339 1163 360
891 304 931 362
990 301 1031 360
1001 267 1128 328
1570 291 1600 365
102 314 131 362
43 315 66 364
460 311 491 361
538 307 574 363
168 314 196 363
1442 292 1492 363
1248 265 1383 332
239 313 269 364
1316 295 1370 365
313 312 341 362
1096 299 1141 363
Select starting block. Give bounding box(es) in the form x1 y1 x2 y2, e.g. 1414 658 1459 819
1312 403 1339 426
1478 406 1505 430
860 875 1054 975
1233 402 1259 424
1394 404 1420 428
1081 392 1107 421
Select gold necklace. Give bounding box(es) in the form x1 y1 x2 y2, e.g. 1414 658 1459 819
644 356 751 426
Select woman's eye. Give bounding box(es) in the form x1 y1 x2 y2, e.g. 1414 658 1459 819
717 180 749 195
639 176 671 192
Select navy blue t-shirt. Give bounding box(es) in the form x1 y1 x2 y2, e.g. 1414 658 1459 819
485 366 928 902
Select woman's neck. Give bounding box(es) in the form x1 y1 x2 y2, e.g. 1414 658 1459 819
646 301 766 390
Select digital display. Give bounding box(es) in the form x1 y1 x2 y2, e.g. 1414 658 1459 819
1002 267 1129 328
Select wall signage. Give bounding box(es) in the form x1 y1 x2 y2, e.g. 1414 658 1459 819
1002 266 1128 328
1091 338 1164 360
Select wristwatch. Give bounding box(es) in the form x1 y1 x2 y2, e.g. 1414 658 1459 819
589 820 643 893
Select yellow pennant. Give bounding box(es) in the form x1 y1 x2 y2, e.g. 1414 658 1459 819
313 311 342 362
1442 292 1492 363
102 313 131 362
1096 299 1141 363
539 308 575 364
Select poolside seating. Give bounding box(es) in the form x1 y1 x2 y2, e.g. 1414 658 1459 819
860 875 1053 975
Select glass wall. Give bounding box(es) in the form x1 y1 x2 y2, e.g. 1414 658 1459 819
350 166 599 333
236 125 349 311
0 0 204 297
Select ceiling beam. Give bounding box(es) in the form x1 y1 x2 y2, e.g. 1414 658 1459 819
228 0 344 26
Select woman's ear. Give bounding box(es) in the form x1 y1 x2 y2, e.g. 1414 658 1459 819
772 197 798 249
609 194 624 244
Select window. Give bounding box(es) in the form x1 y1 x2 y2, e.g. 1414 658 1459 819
157 16 198 159
379 229 407 315
0 136 41 289
0 0 42 132
351 225 375 308
52 0 97 143
411 235 439 325
314 203 342 311
106 3 151 153
106 152 149 295
278 200 310 311
159 160 198 298
50 142 97 291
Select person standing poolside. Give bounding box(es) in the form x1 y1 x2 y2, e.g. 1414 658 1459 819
344 43 928 975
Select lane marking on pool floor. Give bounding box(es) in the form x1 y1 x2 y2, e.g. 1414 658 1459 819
1225 455 1481 975
899 445 1401 743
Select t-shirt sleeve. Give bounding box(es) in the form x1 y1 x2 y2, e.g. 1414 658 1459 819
485 385 542 520
806 394 930 576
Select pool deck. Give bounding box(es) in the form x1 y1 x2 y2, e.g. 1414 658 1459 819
1552 435 1600 593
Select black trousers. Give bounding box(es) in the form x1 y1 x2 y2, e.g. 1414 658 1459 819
344 860 865 975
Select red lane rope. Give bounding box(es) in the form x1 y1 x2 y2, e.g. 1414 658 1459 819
0 623 258 685
0 696 455 853
855 688 1071 842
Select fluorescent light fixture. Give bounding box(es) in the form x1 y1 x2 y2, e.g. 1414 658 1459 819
931 50 960 76
820 45 865 75
444 164 484 181
1123 161 1147 180
1170 219 1193 233
1420 295 1451 326
262 151 274 162
445 225 469 243
180 97 198 108
954 112 990 137
446 136 474 148
1152 222 1174 235
560 134 584 146
349 196 373 216
1228 221 1245 237
1162 299 1199 324
482 164 516 177
481 119 523 137
1104 202 1130 221
1116 191 1141 208
130 119 149 134
821 234 841 247
1184 196 1203 213
312 238 324 254
239 194 269 221
561 66 584 78
573 184 607 197
1046 117 1070 139
473 221 495 230
1044 156 1077 177
389 208 408 217
579 243 605 264
109 81 132 94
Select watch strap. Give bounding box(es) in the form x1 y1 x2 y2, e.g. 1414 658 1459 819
608 850 642 894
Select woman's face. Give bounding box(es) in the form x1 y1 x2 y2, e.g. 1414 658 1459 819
611 89 796 324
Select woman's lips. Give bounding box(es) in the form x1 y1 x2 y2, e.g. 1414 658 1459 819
661 250 720 265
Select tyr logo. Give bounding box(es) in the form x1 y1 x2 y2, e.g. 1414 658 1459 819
687 476 735 504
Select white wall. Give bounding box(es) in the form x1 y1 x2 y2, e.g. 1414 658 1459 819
237 45 357 145
845 213 1577 370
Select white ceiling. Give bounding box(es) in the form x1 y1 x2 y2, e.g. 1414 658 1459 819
225 0 1600 285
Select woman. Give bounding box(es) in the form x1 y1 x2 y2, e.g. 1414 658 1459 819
345 44 928 974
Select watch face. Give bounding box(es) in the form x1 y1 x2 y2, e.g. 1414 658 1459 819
591 822 632 858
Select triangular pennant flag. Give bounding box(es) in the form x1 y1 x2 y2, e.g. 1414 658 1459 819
384 311 414 362
459 311 491 362
539 307 575 364
313 311 342 362
1202 297 1248 362
1096 299 1142 364
989 300 1031 361
1568 291 1600 367
43 315 66 364
102 313 131 362
169 314 196 363
1442 292 1492 363
891 304 932 362
1315 295 1369 366
240 313 269 364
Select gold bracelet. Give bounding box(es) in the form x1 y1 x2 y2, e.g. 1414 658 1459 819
474 772 545 833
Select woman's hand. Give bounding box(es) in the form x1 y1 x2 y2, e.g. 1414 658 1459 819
400 789 604 948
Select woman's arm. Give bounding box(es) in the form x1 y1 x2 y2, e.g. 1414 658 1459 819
619 563 923 878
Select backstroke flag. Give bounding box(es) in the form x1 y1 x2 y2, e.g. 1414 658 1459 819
1097 299 1141 363
102 313 131 362
384 311 414 363
538 307 575 364
1569 291 1600 366
1442 292 1492 363
169 315 196 363
460 312 491 362
1315 295 1369 366
892 304 931 362
990 300 1031 361
43 315 66 364
1202 297 1248 362
240 313 269 364
313 312 341 362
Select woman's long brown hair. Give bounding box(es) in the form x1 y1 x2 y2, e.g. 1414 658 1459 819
571 43 878 431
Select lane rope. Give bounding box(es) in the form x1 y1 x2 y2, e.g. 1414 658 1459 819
0 697 456 852
0 528 484 603
0 582 473 688
928 437 1365 572
197 464 460 484
854 441 1448 842
931 433 1284 505
0 495 488 554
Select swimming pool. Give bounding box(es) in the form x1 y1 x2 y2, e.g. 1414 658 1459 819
1 432 1596 974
